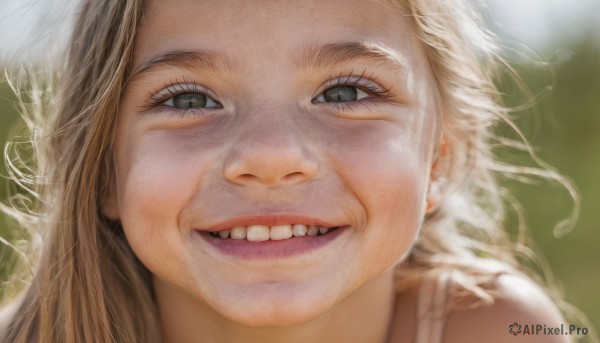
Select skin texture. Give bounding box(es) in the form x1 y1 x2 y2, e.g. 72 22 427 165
101 0 568 342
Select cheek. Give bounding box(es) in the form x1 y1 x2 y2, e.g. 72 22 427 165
328 122 429 264
115 133 210 272
330 121 428 216
368 165 425 264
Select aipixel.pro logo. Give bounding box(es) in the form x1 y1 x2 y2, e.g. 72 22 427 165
509 322 588 336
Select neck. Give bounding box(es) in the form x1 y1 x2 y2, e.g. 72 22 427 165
154 269 396 343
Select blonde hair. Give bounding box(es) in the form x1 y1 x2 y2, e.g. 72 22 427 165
3 1 160 341
0 0 593 342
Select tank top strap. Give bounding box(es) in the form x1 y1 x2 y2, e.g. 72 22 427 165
414 270 453 343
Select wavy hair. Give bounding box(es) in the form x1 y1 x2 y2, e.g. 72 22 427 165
1 0 594 342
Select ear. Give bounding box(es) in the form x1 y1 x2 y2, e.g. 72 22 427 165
425 138 450 215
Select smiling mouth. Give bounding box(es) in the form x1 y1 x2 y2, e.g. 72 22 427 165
208 224 340 241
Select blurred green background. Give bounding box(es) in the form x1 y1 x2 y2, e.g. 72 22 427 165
495 36 600 335
0 3 599 340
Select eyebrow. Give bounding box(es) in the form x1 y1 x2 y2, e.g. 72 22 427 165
128 50 237 82
129 41 408 82
292 41 409 73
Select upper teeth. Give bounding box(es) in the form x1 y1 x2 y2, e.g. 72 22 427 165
209 224 335 241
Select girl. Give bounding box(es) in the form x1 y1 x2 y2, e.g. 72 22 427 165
0 0 594 342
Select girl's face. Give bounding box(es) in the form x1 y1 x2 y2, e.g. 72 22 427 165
107 0 439 327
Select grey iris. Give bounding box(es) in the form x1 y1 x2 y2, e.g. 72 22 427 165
173 93 207 108
324 86 357 102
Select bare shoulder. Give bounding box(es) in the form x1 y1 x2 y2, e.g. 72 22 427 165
444 273 570 343
0 306 15 342
0 295 25 342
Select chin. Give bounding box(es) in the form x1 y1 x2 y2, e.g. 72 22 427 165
207 283 341 328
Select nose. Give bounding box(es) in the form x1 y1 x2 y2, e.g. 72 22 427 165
223 114 319 187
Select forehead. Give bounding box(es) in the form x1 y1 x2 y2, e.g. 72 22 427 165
134 0 421 71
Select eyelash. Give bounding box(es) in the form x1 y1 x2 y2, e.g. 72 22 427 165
314 70 394 113
146 71 393 118
147 80 219 118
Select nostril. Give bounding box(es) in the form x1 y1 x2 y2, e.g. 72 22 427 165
224 152 320 187
282 172 306 182
239 174 255 181
234 172 309 187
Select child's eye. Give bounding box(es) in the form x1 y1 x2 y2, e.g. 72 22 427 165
164 92 221 109
314 86 369 103
147 82 223 117
311 72 393 112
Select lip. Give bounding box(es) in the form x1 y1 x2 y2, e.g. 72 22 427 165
195 225 349 260
198 214 344 232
